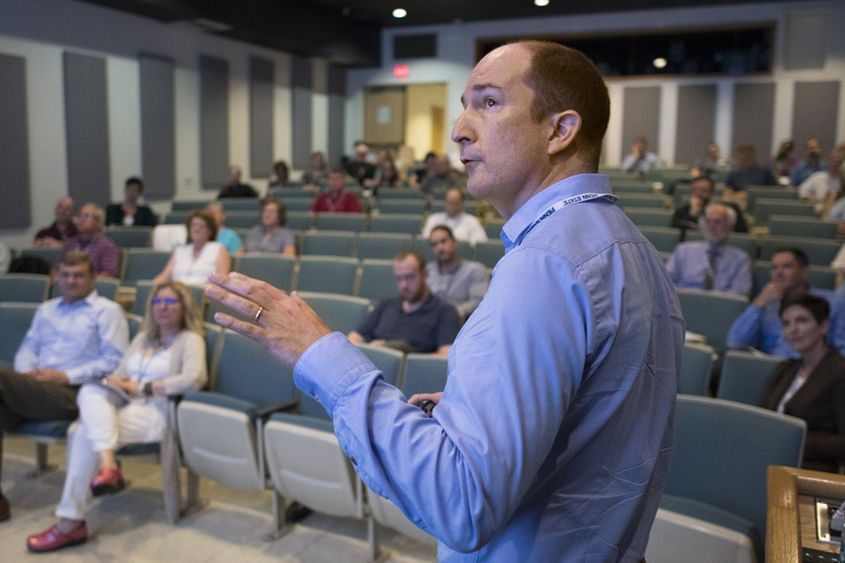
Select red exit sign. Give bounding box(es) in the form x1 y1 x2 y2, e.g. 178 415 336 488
393 64 410 79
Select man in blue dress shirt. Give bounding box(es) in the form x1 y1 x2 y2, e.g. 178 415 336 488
0 251 128 522
206 40 683 562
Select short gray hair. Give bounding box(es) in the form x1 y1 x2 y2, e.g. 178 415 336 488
705 203 736 228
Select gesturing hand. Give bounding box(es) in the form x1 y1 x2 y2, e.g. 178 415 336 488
205 272 332 367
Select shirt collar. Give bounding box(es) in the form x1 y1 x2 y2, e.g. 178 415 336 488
501 174 613 251
59 289 99 308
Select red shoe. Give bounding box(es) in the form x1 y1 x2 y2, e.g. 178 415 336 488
90 466 126 497
27 522 88 552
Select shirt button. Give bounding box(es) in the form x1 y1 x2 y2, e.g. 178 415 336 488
350 457 357 466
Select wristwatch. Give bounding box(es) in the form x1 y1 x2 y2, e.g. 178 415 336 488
143 382 153 397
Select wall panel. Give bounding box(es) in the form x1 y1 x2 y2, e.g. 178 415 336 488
792 81 840 153
0 53 31 228
139 54 175 201
621 87 661 159
249 56 274 178
675 85 717 167
291 55 312 170
64 51 110 205
199 55 229 190
731 83 774 161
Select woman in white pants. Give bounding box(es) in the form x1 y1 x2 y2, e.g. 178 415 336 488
27 281 207 553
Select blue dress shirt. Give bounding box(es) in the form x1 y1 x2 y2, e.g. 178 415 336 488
727 286 836 357
14 291 128 385
294 174 683 561
665 241 752 296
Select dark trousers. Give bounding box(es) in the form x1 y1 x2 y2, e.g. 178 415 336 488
0 368 79 493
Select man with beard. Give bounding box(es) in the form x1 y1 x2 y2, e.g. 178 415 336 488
347 250 459 356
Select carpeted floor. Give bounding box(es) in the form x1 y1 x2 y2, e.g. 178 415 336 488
0 435 436 562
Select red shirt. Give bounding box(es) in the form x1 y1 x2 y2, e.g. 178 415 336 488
311 191 361 213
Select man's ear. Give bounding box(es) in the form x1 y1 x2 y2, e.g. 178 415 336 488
548 110 582 156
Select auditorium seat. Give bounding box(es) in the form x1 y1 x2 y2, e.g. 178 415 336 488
473 240 505 269
366 352 446 549
622 208 673 228
355 232 413 260
377 199 426 215
768 215 837 239
679 343 714 396
357 259 397 302
661 395 805 562
262 344 403 546
745 186 797 214
369 214 424 235
285 211 314 231
295 291 371 335
638 226 681 254
0 273 49 303
759 236 841 267
615 193 667 209
235 254 295 290
177 329 298 532
676 289 748 353
484 218 506 240
0 301 39 368
103 226 153 248
753 198 815 228
313 212 368 232
224 212 258 229
301 231 356 257
121 249 171 286
220 198 260 212
716 350 782 406
295 256 359 295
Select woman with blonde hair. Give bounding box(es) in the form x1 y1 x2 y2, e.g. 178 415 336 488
27 281 207 552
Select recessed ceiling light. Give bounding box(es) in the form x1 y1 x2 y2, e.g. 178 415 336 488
393 8 407 18
652 57 668 69
534 0 550 6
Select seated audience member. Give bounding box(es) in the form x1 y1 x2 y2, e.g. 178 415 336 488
345 142 376 187
371 157 403 192
410 151 438 188
26 281 206 552
790 137 826 187
803 147 845 214
760 295 845 472
154 209 230 287
301 151 328 192
266 161 291 200
311 170 361 213
217 165 257 199
205 202 242 256
394 144 416 184
243 199 295 256
419 154 459 196
621 136 659 174
0 251 128 522
422 188 488 244
690 141 725 178
665 204 751 296
671 176 748 233
427 226 489 318
348 250 460 356
725 144 777 194
34 197 79 248
770 139 797 182
105 177 157 227
57 204 119 278
727 248 836 357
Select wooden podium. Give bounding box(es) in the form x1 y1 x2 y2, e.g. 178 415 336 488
767 466 845 562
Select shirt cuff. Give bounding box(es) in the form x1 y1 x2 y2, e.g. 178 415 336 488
65 367 88 385
294 332 380 416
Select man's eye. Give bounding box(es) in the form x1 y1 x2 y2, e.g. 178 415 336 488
483 97 496 108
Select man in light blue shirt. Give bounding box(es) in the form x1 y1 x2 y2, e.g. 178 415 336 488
206 41 683 561
665 203 752 296
727 248 836 357
0 251 128 522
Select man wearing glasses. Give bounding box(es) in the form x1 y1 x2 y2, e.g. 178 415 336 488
0 251 128 522
56 204 119 278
